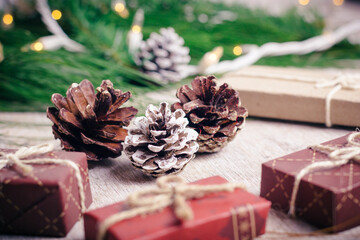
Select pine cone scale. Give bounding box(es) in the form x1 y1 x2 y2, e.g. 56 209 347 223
51 93 70 111
107 92 131 114
79 79 96 109
58 108 83 129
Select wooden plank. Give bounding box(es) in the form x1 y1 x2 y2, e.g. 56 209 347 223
0 111 358 239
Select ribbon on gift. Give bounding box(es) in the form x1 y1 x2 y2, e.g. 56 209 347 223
97 175 245 240
289 131 360 217
0 143 86 213
232 70 360 127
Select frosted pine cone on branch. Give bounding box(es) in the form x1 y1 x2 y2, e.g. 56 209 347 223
47 79 138 160
124 102 199 177
172 75 248 153
135 27 191 83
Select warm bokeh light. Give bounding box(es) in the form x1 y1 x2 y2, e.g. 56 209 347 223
333 0 344 6
233 45 243 56
2 14 13 25
30 42 44 51
114 2 125 13
119 8 129 18
298 0 310 6
52 10 62 20
131 25 141 33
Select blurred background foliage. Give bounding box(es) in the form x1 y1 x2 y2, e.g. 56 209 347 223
1 0 360 111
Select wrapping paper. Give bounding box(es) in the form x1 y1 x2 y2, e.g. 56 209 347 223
219 66 360 127
260 133 360 232
0 150 92 237
84 176 271 240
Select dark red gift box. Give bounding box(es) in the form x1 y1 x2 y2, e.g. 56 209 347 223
0 150 92 237
260 133 360 232
84 176 271 240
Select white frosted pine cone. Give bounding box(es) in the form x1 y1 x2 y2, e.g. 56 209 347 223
124 102 199 177
135 27 191 84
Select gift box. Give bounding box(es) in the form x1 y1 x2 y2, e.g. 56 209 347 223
260 133 360 232
84 176 271 240
219 66 360 127
0 148 92 237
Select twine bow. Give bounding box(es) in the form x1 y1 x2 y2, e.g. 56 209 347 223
0 143 86 213
315 73 360 127
289 132 360 217
97 175 245 240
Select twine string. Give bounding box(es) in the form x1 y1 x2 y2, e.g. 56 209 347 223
97 175 245 240
232 70 360 127
289 132 360 217
0 143 86 213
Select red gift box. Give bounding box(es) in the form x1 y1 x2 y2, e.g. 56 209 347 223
84 176 271 240
0 149 92 237
260 133 360 232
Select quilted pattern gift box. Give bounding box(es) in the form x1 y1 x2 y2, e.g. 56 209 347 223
260 132 360 232
0 145 92 237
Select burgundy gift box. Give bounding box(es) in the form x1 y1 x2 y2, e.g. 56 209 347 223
260 133 360 232
0 150 92 237
84 176 271 240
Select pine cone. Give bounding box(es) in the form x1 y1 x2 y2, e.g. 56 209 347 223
47 79 138 160
135 27 191 83
171 75 248 153
124 102 199 177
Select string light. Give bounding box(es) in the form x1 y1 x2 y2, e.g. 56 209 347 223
127 9 144 54
2 13 13 25
114 2 125 13
51 10 62 20
30 41 44 51
333 0 344 6
197 46 223 73
298 0 310 6
233 45 243 56
131 25 141 33
113 0 129 18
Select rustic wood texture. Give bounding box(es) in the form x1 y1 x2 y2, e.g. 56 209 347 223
0 111 359 240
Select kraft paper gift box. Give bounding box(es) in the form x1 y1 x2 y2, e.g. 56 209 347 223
219 66 360 127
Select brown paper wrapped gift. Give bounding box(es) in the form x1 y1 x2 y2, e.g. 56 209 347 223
0 145 92 237
219 66 360 127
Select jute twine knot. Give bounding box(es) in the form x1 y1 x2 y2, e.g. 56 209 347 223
0 143 86 213
97 175 245 240
315 73 360 127
289 132 360 217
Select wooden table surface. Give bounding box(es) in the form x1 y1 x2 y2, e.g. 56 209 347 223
0 112 359 240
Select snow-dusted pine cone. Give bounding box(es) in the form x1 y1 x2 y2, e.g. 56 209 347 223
172 75 248 153
135 27 191 83
124 102 199 177
47 80 138 160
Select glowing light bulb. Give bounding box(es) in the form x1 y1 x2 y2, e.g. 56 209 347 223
131 25 141 33
31 42 44 51
233 45 243 56
298 0 310 6
2 14 13 25
333 0 344 6
52 10 62 20
114 3 125 13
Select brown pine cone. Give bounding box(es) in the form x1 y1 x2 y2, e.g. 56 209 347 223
47 79 138 160
171 75 248 153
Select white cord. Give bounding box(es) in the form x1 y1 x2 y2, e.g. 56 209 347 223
204 20 360 74
36 0 85 52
